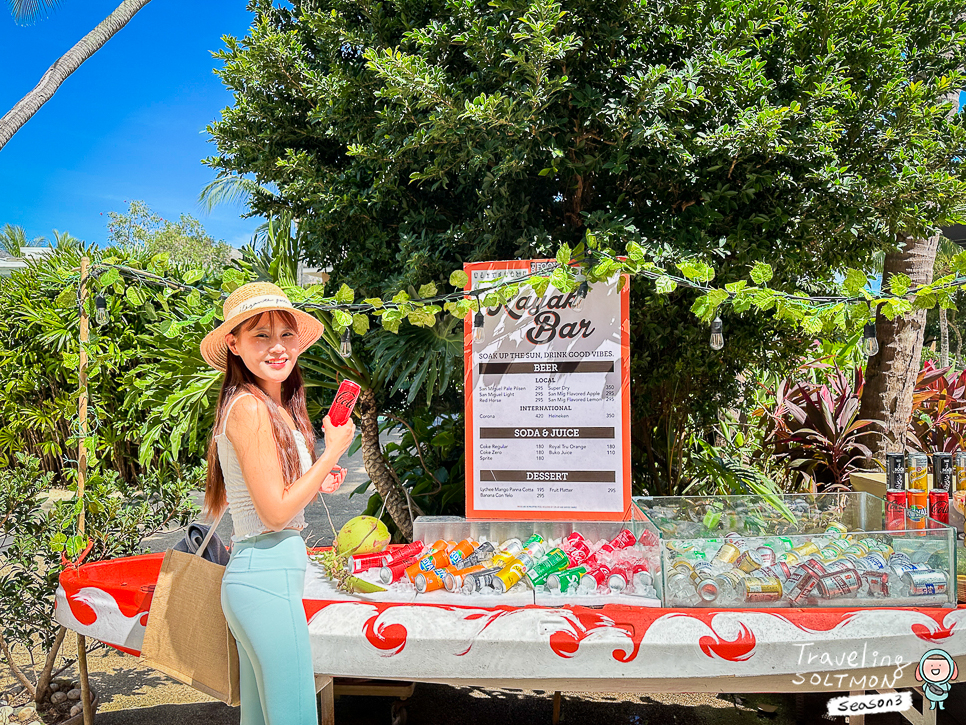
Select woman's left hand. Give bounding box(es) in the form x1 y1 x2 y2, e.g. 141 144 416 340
319 465 347 494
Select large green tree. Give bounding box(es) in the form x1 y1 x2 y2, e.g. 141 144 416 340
207 0 966 492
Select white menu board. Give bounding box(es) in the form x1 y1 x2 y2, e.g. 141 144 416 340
464 260 631 521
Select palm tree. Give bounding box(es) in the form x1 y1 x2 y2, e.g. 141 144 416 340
0 0 153 150
0 224 47 257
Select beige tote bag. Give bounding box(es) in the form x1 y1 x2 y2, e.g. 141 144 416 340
141 520 240 706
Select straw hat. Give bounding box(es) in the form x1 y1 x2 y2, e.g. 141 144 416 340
200 282 325 372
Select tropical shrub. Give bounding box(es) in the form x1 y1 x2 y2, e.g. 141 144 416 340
907 362 966 453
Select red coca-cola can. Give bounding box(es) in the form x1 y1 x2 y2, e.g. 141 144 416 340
609 529 637 549
929 490 950 525
579 564 613 591
386 541 425 565
328 379 361 426
349 551 392 574
564 540 592 566
885 490 907 531
379 555 419 584
638 530 659 547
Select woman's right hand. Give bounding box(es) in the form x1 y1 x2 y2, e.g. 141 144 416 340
322 414 356 459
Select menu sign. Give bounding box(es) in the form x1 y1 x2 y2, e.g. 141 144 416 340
464 260 631 520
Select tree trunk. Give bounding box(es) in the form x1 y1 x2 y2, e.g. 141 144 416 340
356 388 414 540
0 0 153 150
940 307 949 368
858 233 940 462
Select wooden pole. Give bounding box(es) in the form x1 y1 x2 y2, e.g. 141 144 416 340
76 256 94 725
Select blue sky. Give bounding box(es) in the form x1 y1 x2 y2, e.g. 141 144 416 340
0 0 261 248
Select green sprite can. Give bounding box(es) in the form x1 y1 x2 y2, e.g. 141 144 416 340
526 548 570 587
546 566 587 593
524 534 546 548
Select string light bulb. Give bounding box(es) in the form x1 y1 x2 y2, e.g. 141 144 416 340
573 281 589 312
863 322 879 357
339 329 352 358
94 294 109 326
473 310 485 342
709 316 724 351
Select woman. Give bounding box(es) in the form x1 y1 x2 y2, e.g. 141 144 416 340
200 281 356 725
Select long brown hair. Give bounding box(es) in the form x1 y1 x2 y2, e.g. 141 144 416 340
204 310 318 518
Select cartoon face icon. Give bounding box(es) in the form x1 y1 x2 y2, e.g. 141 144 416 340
923 656 952 683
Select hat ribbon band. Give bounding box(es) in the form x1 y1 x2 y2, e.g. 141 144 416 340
225 295 293 319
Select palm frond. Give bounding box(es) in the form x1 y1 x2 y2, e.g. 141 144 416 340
198 175 279 213
8 0 63 24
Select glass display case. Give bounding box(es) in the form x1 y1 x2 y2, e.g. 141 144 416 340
365 516 667 607
634 492 957 608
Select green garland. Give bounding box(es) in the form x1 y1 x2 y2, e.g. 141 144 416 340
82 239 966 340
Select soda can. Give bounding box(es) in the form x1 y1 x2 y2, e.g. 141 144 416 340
955 451 966 492
889 552 914 566
563 538 592 566
735 550 762 574
886 490 907 531
886 452 906 491
907 489 928 530
755 546 776 566
379 555 420 584
386 541 425 565
695 578 719 602
787 573 819 606
712 543 741 565
929 490 950 525
457 541 496 569
632 567 653 591
933 453 954 492
816 569 862 598
546 566 587 593
578 564 613 593
890 561 925 577
906 453 928 491
349 551 392 574
327 379 361 426
741 576 783 603
448 540 477 566
858 552 888 570
491 539 524 566
862 570 891 597
461 566 503 593
412 547 453 575
562 531 586 550
524 533 545 547
609 529 638 549
526 548 571 586
415 567 450 593
493 559 529 593
444 564 485 592
901 569 948 596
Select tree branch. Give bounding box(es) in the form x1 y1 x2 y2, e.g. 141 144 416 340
0 631 37 698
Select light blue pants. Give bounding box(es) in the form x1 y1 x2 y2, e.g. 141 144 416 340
221 530 316 725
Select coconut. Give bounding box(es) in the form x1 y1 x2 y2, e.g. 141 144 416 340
334 516 390 556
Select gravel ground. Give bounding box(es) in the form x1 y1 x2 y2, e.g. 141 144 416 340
4 433 964 724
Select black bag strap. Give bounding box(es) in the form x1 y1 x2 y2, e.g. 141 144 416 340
196 510 225 558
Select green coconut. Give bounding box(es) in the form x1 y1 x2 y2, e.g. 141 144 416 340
335 515 391 556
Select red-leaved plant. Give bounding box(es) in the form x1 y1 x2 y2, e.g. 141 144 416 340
907 361 966 452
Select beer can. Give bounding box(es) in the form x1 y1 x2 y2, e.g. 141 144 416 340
906 453 928 491
461 566 503 593
755 546 776 566
901 569 948 596
889 552 914 567
886 490 907 531
671 559 695 575
777 550 802 565
933 452 953 492
714 569 748 593
843 544 870 557
889 561 925 577
858 552 888 570
448 539 477 566
955 451 966 492
610 529 638 549
825 522 848 537
712 543 741 565
824 559 856 574
349 551 392 574
526 548 571 586
816 569 862 598
695 578 719 602
792 541 820 558
886 452 906 491
759 562 792 581
725 532 747 549
546 567 587 593
817 547 844 562
741 576 783 603
929 490 950 524
457 541 496 569
907 489 928 530
379 555 420 584
800 559 827 577
444 564 485 592
862 570 891 597
787 573 818 606
415 568 449 593
735 550 762 574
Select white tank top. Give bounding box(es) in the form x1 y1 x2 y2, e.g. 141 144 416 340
215 393 310 542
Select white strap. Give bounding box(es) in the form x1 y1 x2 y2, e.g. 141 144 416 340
196 509 226 558
220 393 255 436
